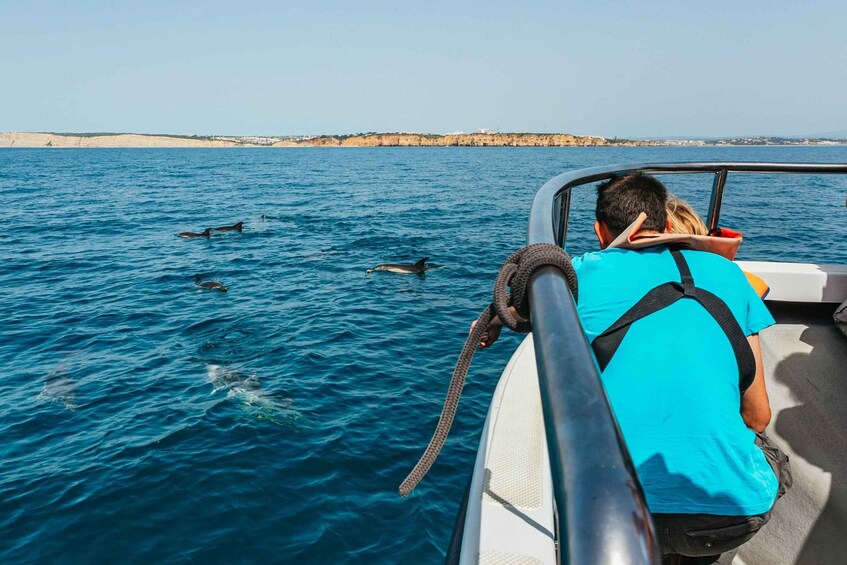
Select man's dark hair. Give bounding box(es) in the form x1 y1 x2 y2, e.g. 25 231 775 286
595 173 668 236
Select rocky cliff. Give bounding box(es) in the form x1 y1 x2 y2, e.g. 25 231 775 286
1 131 656 148
281 132 641 147
0 132 242 148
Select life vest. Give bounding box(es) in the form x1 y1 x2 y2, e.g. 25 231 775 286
596 238 758 393
745 272 770 299
608 212 743 260
609 212 769 298
708 227 769 298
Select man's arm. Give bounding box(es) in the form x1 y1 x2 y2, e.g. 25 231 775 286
741 334 771 433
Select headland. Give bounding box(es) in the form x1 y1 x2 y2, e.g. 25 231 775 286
1 131 844 148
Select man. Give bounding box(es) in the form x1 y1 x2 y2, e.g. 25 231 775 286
482 173 787 563
578 174 786 563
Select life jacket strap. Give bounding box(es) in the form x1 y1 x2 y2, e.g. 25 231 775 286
591 250 757 393
671 248 696 296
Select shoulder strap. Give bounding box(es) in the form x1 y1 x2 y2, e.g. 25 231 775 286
591 250 757 393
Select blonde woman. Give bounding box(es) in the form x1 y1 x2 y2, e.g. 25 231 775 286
667 195 708 236
665 195 769 298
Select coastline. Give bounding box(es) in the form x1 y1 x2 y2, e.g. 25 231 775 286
1 131 844 148
0 131 632 148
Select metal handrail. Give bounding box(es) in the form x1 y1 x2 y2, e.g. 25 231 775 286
525 162 847 564
530 162 847 246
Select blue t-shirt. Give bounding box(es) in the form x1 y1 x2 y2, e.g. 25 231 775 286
572 246 777 515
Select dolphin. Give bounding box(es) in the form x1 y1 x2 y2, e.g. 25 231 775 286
213 221 243 232
195 274 228 292
205 364 297 423
179 228 211 238
367 257 429 275
38 358 78 411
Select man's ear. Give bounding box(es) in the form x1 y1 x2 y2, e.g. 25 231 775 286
594 220 612 249
665 219 672 233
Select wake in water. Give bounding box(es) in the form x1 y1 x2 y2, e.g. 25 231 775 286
205 364 298 425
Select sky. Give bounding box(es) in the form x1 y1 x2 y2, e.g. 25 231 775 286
1 1 846 138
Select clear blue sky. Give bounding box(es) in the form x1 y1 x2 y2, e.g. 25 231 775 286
2 1 846 138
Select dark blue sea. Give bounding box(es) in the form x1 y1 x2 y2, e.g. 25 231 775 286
1 146 845 563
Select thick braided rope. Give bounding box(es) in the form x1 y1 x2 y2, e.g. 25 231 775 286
398 243 576 497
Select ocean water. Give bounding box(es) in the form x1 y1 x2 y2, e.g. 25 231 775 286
1 146 845 563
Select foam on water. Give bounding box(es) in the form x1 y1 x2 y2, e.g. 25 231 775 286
0 146 845 562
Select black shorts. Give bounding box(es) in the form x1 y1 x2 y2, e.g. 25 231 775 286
652 433 792 563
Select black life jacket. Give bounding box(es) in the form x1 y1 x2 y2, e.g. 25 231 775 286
590 249 757 393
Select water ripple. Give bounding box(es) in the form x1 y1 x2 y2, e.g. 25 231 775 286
1 146 845 562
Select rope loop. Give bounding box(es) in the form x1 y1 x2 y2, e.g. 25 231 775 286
493 243 577 333
398 243 577 497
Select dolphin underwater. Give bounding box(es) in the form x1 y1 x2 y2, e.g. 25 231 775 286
367 257 429 275
179 228 212 238
194 275 228 292
205 364 297 423
213 221 243 233
38 358 79 411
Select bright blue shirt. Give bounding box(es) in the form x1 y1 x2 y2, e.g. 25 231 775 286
572 246 777 515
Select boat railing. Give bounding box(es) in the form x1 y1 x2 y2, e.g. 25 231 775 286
534 162 847 247
525 162 847 564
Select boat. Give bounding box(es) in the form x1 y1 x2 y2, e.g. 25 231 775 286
445 163 847 564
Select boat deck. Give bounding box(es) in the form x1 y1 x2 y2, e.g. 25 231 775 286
466 300 847 564
739 302 847 564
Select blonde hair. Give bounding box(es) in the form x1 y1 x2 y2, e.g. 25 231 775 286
666 196 708 236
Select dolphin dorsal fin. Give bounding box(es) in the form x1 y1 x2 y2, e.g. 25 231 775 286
415 257 428 267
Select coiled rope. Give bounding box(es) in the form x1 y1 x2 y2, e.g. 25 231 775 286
398 243 577 497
